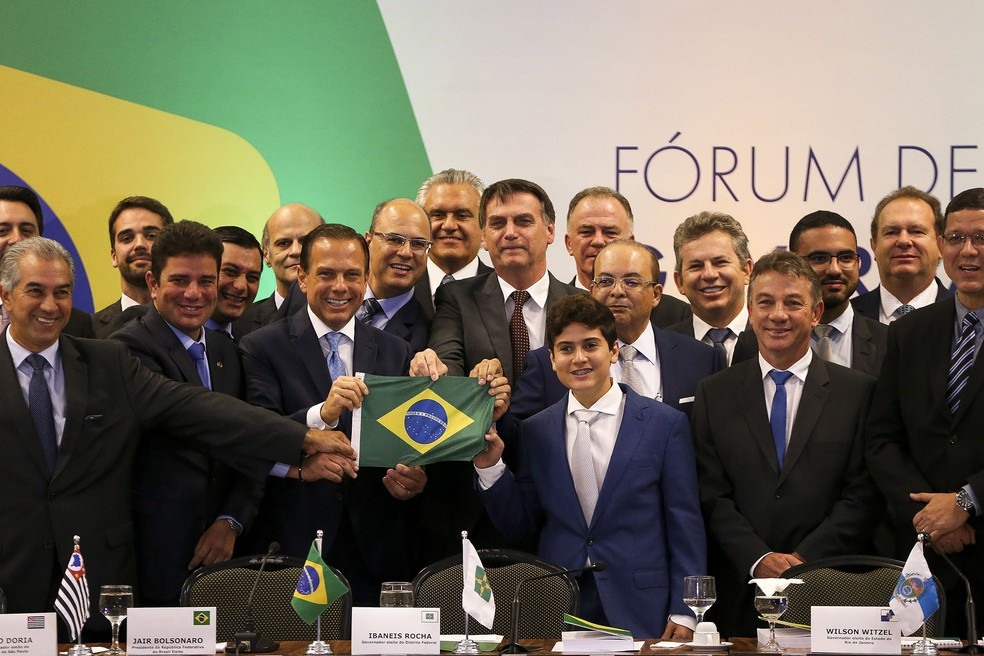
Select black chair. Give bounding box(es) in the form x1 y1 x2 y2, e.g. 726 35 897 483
412 549 579 639
782 556 945 635
179 554 352 640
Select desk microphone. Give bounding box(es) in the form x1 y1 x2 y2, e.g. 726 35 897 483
226 542 281 653
499 561 607 654
918 533 977 654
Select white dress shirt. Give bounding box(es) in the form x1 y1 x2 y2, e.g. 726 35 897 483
878 281 940 323
693 307 749 365
612 322 662 401
812 305 854 368
8 331 66 445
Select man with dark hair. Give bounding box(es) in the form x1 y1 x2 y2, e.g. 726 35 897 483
565 186 691 328
0 185 94 338
474 294 704 638
867 187 984 636
693 250 878 637
853 186 952 323
207 225 263 340
92 196 174 337
789 211 887 375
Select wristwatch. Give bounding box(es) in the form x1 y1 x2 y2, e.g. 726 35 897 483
226 518 244 536
956 488 977 517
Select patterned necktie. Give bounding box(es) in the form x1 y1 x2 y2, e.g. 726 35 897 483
947 312 980 414
618 344 644 394
707 327 732 365
570 409 600 523
324 332 347 381
509 290 531 379
25 354 57 473
813 324 835 362
187 342 211 390
359 298 384 325
439 273 455 287
769 370 793 469
894 304 915 320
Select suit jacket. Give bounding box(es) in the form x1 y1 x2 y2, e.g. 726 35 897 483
382 296 431 354
692 356 878 636
110 309 265 604
93 299 123 338
851 279 953 322
413 260 494 319
429 272 583 383
666 317 759 365
238 311 417 587
480 386 705 637
0 335 308 625
64 308 94 339
236 294 278 339
848 313 887 376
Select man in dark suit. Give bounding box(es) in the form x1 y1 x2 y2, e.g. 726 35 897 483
358 199 432 352
110 221 264 606
0 236 355 633
564 186 691 329
92 196 173 338
866 187 984 636
508 240 721 431
852 186 952 323
789 211 887 376
0 186 94 338
413 168 492 318
693 250 878 637
205 226 263 341
667 211 758 365
475 294 705 638
237 203 323 337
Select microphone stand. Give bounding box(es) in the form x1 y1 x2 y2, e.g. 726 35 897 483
920 533 978 654
227 543 282 653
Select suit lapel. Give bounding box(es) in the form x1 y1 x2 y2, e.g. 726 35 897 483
144 310 201 384
537 401 588 529
653 328 682 405
0 337 53 477
737 361 781 474
474 275 512 378
413 271 435 318
353 321 378 375
592 390 645 525
289 311 333 395
850 315 876 373
54 337 88 479
205 330 235 395
781 357 830 481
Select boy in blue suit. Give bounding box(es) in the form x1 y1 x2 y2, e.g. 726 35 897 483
474 294 706 638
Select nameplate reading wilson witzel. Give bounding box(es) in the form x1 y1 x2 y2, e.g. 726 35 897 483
126 607 217 655
811 606 901 654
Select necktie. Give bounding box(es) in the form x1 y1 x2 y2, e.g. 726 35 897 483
618 344 644 394
571 409 600 523
359 298 384 325
769 370 793 469
894 304 915 319
324 332 347 381
439 274 455 287
947 312 980 414
510 290 531 379
187 342 211 390
25 354 57 473
707 327 732 365
813 324 835 362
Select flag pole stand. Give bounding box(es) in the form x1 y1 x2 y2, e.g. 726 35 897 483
306 530 332 655
910 623 938 656
455 614 480 654
66 641 92 656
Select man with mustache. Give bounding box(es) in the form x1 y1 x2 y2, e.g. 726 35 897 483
92 196 174 338
789 211 887 375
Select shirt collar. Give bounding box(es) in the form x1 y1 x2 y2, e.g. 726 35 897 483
274 289 286 310
880 280 938 317
619 321 657 364
566 378 623 415
693 306 749 340
120 293 143 311
161 313 206 353
306 305 356 343
428 256 481 282
758 348 812 384
365 286 414 318
205 318 232 337
824 303 853 334
6 329 61 373
498 271 551 309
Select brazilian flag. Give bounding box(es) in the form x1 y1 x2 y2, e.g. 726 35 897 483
291 542 349 625
354 374 494 467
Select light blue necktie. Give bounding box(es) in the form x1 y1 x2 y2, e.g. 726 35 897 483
324 332 347 380
769 370 793 468
187 342 211 390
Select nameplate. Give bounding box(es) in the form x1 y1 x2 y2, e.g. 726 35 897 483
811 606 901 654
351 607 441 654
126 607 217 655
0 614 56 656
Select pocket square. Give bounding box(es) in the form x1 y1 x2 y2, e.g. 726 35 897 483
678 396 695 404
84 414 104 421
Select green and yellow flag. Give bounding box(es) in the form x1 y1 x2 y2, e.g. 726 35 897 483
291 541 349 625
353 374 494 467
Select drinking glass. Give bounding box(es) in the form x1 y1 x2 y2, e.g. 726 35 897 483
379 581 414 607
754 584 789 652
683 575 716 625
99 584 133 656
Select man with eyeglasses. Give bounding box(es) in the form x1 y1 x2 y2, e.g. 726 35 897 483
867 187 984 637
788 211 887 375
360 198 432 353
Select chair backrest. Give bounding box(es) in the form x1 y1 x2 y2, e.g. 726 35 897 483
412 549 579 638
782 556 945 636
179 554 352 640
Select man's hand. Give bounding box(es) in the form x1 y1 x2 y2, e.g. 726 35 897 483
302 428 356 458
911 492 969 539
932 524 976 554
382 464 428 501
469 358 503 384
753 552 803 578
320 376 369 425
409 348 448 380
660 620 693 641
187 519 236 570
295 452 359 483
469 359 511 421
473 428 504 470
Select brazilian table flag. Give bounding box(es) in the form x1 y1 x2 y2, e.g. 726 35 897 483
291 541 349 625
353 374 494 467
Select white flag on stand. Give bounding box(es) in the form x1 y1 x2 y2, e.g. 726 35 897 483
889 540 940 635
461 536 495 629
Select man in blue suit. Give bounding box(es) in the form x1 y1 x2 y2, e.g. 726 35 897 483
474 294 705 639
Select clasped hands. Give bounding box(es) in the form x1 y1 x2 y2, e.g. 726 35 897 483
910 491 977 553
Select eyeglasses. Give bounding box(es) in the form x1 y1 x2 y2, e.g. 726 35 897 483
591 276 656 290
805 252 859 267
369 231 432 254
942 232 984 248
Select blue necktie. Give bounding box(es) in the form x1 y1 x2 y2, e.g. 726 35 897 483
324 332 347 380
26 354 57 473
947 312 980 414
769 370 793 468
187 342 211 390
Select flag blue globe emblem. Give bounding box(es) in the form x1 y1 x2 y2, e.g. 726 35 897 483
404 399 449 444
297 565 322 595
